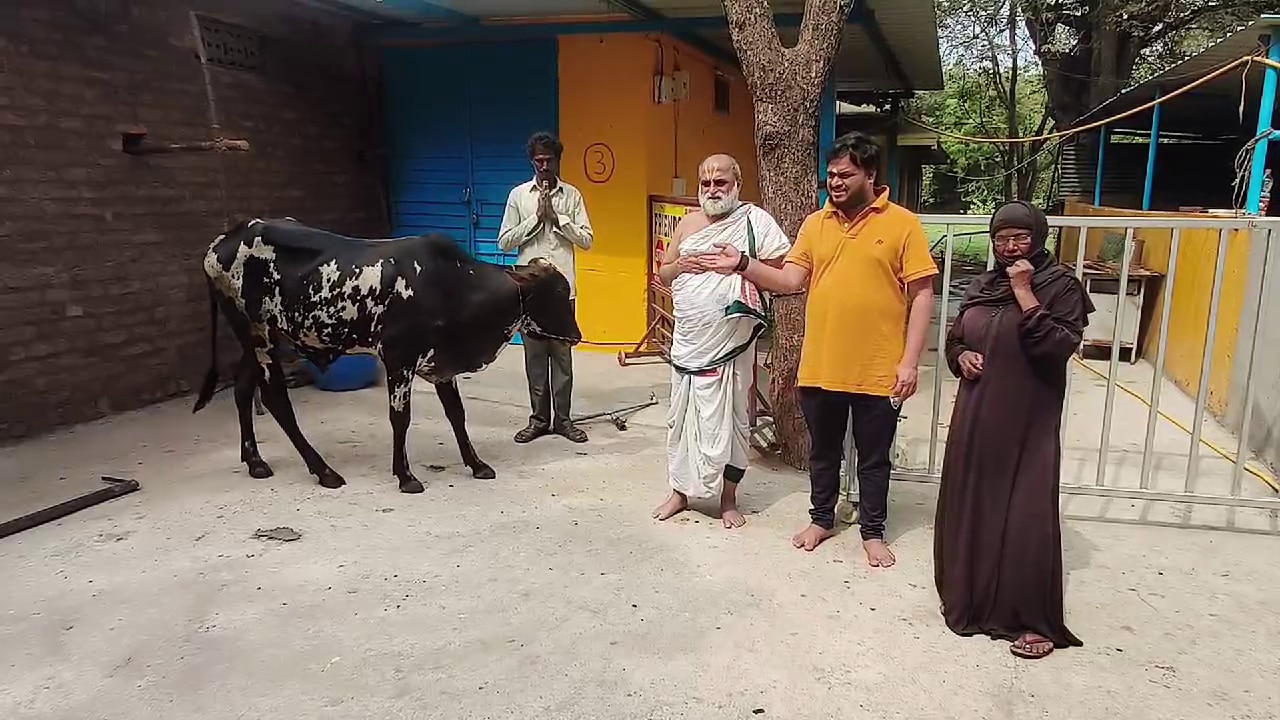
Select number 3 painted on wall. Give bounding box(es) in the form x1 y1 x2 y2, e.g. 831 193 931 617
584 143 615 184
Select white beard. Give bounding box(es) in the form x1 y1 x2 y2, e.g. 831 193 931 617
699 187 741 218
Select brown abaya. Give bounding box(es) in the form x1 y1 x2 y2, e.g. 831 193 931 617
934 203 1089 651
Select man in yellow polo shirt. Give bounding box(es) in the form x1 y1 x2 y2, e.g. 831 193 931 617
706 132 937 566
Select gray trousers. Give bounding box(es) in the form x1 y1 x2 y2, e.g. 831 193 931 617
523 313 574 427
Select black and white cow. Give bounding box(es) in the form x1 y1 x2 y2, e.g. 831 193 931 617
192 217 581 493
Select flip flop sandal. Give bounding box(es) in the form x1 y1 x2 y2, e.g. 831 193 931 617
1010 635 1054 660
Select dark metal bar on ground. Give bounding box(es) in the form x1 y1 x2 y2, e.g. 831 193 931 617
572 394 659 431
0 476 141 541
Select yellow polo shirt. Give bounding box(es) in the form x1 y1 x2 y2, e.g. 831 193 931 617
785 189 938 396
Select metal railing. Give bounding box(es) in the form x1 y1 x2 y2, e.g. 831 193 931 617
839 213 1280 524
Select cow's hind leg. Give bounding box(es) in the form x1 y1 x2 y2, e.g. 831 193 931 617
386 366 423 493
435 379 496 480
256 355 346 489
235 354 273 479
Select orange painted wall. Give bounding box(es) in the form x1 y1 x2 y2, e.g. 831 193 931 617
557 34 653 347
558 33 758 349
644 37 759 201
1060 201 1248 415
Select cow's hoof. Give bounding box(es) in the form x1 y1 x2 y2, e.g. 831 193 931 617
471 464 496 480
246 459 274 479
399 477 425 494
316 470 346 489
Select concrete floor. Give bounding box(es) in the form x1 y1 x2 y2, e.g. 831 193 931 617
2 350 1279 719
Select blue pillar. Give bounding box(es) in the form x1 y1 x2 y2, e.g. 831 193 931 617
886 98 901 201
818 75 837 207
1247 36 1280 214
1142 89 1162 211
1093 125 1107 206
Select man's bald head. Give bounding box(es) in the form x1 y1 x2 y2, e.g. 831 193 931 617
699 154 742 184
697 153 743 218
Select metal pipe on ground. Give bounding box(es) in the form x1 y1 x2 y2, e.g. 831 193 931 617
0 477 141 540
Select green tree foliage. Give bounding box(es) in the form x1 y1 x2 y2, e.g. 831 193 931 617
914 66 1056 212
1022 0 1272 127
915 0 1056 212
917 0 1269 211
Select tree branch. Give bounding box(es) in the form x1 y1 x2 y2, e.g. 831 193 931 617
720 0 785 89
1147 1 1270 43
1024 107 1052 159
1033 104 1052 138
794 0 858 90
987 47 1011 111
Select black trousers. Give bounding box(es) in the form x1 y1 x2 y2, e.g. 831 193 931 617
523 322 574 429
799 386 900 540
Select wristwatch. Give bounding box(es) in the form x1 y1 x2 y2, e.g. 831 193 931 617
735 254 750 272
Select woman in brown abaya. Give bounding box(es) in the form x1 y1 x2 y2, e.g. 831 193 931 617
933 200 1091 660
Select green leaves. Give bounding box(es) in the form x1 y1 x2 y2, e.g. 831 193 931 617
917 0 1264 211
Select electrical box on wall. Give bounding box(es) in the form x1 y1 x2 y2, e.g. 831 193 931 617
672 70 690 99
653 71 691 104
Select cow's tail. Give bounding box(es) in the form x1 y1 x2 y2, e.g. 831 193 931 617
192 277 220 414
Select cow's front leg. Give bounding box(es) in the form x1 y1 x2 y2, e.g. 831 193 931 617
386 367 423 493
435 379 496 479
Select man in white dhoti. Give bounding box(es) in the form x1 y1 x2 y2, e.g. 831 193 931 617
651 154 791 528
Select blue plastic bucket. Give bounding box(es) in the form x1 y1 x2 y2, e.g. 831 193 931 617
304 355 381 392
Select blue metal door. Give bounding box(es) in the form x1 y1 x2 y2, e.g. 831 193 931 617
465 40 559 266
383 40 558 346
383 45 472 242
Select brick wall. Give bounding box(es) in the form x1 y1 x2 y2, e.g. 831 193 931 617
0 0 387 440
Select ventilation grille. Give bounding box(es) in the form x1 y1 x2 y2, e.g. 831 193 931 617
197 15 261 71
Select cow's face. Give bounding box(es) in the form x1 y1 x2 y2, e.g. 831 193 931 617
514 259 582 345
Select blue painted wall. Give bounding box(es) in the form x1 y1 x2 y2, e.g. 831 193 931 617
467 41 559 265
383 44 472 242
383 39 559 345
817 75 836 207
383 39 558 258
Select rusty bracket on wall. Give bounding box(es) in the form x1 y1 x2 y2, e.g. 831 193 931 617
120 127 250 156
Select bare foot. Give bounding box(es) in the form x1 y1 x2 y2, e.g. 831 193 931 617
720 501 746 529
652 491 688 521
863 538 896 567
791 524 834 551
720 483 746 529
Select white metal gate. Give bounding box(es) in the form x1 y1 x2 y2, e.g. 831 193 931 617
839 213 1280 525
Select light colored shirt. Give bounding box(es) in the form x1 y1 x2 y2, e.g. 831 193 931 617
497 178 593 298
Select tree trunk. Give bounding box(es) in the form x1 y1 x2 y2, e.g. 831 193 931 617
756 107 817 469
722 0 854 469
1025 3 1140 129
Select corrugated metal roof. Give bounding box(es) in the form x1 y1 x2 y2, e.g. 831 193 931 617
1059 135 1243 209
331 0 940 93
645 0 809 16
1084 15 1280 136
650 0 943 92
837 102 942 145
336 0 616 21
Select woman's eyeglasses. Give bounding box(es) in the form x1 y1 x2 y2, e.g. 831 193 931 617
992 233 1033 247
